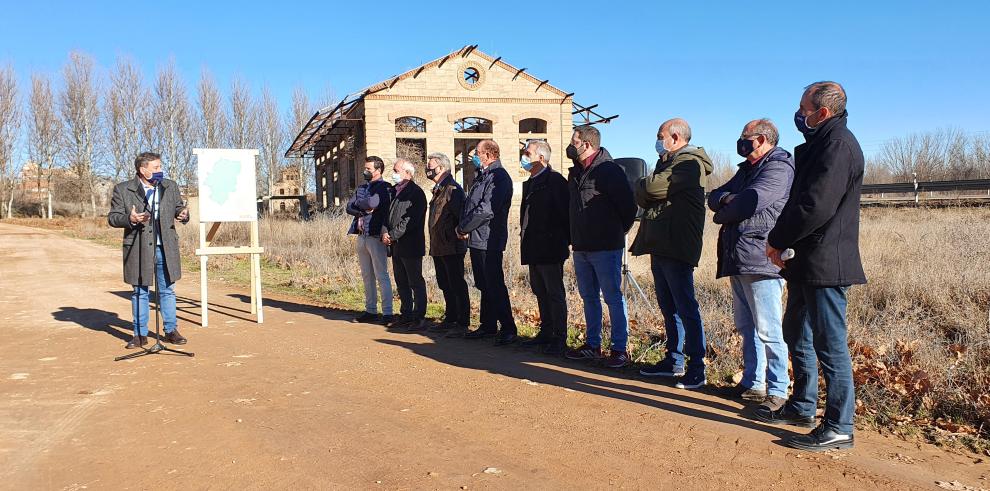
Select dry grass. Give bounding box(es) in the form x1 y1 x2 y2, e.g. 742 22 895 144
5 205 989 450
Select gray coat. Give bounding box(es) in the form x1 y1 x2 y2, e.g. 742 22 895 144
107 177 188 286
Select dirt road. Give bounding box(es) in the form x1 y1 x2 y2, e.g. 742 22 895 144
1 222 987 490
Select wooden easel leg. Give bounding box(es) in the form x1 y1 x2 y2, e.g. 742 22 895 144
254 253 264 324
249 222 259 315
200 222 209 327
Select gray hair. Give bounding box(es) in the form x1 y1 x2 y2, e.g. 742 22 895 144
526 140 551 162
744 118 779 146
394 158 416 176
427 152 450 170
662 118 692 143
804 81 847 116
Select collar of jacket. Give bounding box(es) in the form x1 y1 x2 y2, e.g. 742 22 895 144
803 110 849 144
526 165 552 183
569 147 613 173
481 159 503 174
433 172 455 192
737 146 790 169
129 176 169 197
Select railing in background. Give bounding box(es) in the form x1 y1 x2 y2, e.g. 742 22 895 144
862 177 990 204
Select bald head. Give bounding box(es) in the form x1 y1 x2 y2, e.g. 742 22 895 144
658 118 692 154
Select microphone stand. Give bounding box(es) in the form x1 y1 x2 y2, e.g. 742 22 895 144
115 179 195 361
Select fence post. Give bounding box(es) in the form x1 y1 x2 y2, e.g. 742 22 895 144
912 172 919 204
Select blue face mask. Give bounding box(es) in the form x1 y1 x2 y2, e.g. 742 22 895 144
471 154 482 169
520 155 533 171
149 171 164 184
655 139 666 156
794 110 818 135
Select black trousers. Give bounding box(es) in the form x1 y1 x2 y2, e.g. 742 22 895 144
529 262 567 346
469 247 516 335
433 253 469 327
392 255 427 319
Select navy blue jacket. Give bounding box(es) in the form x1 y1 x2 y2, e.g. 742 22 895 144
768 112 867 287
458 159 513 251
346 179 393 237
708 146 794 278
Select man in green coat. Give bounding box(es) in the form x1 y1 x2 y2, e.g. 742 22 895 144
631 118 713 389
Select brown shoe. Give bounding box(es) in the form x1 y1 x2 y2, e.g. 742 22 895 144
125 335 148 349
163 329 187 345
761 395 787 412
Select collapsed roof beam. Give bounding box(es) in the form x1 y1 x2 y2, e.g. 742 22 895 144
489 56 502 69
536 79 550 92
513 67 527 81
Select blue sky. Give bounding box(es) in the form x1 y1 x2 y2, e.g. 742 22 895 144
2 0 988 165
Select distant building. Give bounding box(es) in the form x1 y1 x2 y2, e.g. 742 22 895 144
272 167 302 214
285 45 616 210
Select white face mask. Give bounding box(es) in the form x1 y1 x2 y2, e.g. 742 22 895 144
391 172 402 184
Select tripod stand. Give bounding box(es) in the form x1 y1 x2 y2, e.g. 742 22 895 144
115 180 194 362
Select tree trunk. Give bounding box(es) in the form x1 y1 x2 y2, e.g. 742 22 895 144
47 190 53 219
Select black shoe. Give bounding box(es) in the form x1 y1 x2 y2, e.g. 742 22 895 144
464 328 496 340
753 404 816 428
494 332 518 346
385 315 410 329
427 321 452 333
444 326 469 338
520 335 552 347
403 318 428 332
542 343 566 356
125 335 148 349
352 312 380 324
784 425 854 452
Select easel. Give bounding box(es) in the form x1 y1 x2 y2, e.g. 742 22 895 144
193 148 265 327
194 221 264 326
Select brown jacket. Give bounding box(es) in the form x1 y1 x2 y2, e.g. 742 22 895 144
428 172 467 257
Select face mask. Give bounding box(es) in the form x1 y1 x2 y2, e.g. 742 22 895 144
520 155 534 171
390 172 402 184
471 154 482 169
736 138 756 158
565 143 581 161
362 170 373 181
794 110 819 135
425 167 438 180
655 139 666 156
148 171 164 184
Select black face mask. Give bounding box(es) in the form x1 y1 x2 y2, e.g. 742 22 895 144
736 138 756 158
362 170 373 182
425 167 438 180
565 144 580 161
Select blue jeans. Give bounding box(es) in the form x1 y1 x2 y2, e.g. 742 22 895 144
730 275 789 397
651 256 706 372
573 249 628 351
131 246 177 337
782 282 855 435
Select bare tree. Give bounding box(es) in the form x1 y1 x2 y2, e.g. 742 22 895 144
59 51 102 217
227 77 257 149
288 85 313 193
876 128 990 182
0 65 20 218
151 60 195 192
196 69 227 148
27 73 63 218
707 150 735 189
258 85 285 199
105 57 147 184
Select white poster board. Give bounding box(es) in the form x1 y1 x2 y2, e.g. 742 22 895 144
195 148 258 222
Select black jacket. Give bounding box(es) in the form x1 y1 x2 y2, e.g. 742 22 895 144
768 112 867 287
386 181 427 258
428 173 467 257
346 179 393 237
567 147 637 252
629 145 714 266
458 159 513 251
520 166 570 265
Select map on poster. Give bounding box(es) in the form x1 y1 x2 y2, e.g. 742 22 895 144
194 148 258 222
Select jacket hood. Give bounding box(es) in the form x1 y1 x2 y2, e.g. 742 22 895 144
671 145 713 175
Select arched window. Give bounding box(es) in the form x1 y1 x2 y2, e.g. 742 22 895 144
395 116 426 133
519 118 547 134
454 117 493 133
